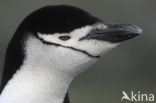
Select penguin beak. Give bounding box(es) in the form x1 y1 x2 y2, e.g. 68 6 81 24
80 23 142 43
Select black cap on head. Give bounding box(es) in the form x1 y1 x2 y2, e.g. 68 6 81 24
18 5 101 34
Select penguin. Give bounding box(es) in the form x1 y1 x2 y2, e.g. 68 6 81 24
0 5 142 103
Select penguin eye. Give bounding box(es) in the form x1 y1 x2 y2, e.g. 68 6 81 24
59 36 71 41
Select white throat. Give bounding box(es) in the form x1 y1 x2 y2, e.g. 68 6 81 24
0 35 96 103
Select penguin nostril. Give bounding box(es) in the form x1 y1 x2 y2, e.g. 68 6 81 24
59 36 71 41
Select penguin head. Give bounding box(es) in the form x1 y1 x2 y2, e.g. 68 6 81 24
10 5 142 76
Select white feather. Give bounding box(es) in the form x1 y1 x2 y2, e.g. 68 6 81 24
0 24 118 103
0 35 96 103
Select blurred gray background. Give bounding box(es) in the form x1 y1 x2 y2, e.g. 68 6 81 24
0 0 156 103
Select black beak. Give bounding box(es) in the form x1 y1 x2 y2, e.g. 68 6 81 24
80 23 142 43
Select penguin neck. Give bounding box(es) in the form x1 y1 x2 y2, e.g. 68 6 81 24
0 61 72 103
0 35 95 103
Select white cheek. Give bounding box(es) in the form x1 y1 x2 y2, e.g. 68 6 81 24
25 35 95 76
74 40 119 56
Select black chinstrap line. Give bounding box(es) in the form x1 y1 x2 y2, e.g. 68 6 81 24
37 36 100 58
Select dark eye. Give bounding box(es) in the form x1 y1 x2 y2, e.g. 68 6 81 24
59 36 71 41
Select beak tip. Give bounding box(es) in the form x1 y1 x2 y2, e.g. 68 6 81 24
137 28 143 35
130 24 143 35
